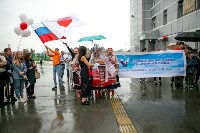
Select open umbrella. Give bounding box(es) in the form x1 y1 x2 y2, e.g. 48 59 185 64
77 35 106 44
175 32 200 42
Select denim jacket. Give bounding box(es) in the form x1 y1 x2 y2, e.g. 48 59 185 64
13 62 27 79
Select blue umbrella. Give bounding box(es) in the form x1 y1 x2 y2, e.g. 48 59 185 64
77 35 106 44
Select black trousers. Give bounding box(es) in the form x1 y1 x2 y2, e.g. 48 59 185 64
154 77 161 81
40 61 42 66
6 77 15 99
171 77 174 82
27 84 35 96
195 69 200 83
66 69 69 81
0 72 6 104
80 67 91 98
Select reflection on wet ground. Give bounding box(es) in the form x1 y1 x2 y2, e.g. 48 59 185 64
0 65 119 133
1 64 200 133
0 100 42 133
116 78 200 133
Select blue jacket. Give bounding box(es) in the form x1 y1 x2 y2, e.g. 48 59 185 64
13 62 27 79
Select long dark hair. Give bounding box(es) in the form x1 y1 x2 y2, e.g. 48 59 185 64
78 46 87 60
24 52 33 63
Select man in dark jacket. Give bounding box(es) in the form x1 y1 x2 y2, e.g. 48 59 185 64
140 48 147 83
4 48 17 102
63 42 78 60
63 42 78 88
0 55 8 107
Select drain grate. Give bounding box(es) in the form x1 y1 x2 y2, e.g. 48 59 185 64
110 95 137 133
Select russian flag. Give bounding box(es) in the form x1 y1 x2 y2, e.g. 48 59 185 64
32 14 83 43
42 14 84 38
31 23 63 43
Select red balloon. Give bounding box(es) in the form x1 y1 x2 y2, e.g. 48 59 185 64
20 22 28 30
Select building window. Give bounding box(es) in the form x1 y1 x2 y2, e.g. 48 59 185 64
153 0 156 6
197 0 200 10
177 0 184 18
152 17 156 29
163 9 167 25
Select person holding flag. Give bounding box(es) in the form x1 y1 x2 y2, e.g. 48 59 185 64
44 45 64 90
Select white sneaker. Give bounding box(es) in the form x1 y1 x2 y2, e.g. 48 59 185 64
18 98 26 103
22 98 27 102
19 98 26 103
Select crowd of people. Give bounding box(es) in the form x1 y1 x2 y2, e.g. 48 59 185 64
0 48 37 107
1 41 200 107
171 42 200 89
140 41 200 89
44 42 120 105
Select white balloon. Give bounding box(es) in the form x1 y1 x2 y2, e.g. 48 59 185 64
25 18 34 25
19 14 27 21
14 26 22 35
21 29 31 37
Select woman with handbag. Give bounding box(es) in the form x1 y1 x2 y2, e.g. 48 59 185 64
24 52 37 99
78 46 94 105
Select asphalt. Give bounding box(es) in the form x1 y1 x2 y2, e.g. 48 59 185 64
0 64 120 133
116 78 200 133
1 62 200 133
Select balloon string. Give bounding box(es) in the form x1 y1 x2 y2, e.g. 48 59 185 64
18 35 22 51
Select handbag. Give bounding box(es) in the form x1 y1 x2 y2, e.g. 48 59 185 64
88 68 92 77
35 69 40 79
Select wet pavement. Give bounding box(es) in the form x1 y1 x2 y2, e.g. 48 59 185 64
0 64 120 133
116 78 200 133
1 62 200 133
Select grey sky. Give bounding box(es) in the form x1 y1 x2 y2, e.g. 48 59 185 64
0 0 130 52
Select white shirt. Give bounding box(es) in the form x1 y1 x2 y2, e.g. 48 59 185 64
60 55 65 65
0 55 6 72
65 55 72 69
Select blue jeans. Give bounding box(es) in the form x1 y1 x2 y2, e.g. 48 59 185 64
14 79 24 98
53 65 62 87
60 64 65 79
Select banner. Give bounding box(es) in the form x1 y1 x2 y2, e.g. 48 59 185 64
116 50 186 78
100 53 116 77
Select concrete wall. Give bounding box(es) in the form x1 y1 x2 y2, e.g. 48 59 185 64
130 0 200 52
152 1 200 50
130 0 142 52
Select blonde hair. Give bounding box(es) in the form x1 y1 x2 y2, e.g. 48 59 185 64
13 51 23 66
